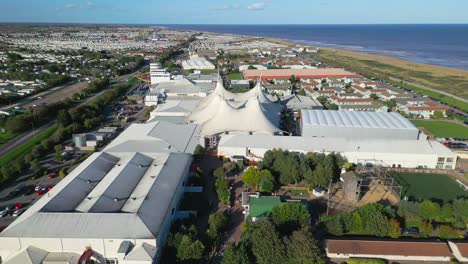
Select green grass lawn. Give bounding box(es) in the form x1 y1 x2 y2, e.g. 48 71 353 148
392 172 467 202
0 124 58 167
389 81 468 112
228 73 243 80
200 69 218 74
411 120 468 138
0 129 17 146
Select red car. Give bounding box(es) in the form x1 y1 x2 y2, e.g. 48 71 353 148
15 203 23 210
47 172 57 179
35 190 44 196
47 185 54 191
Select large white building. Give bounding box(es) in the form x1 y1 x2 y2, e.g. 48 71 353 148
0 120 201 264
149 63 171 85
181 56 215 70
187 78 284 139
217 134 457 169
301 110 423 140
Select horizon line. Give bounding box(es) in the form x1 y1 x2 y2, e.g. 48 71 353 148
0 22 467 26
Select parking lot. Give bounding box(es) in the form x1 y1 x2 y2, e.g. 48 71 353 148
0 148 87 230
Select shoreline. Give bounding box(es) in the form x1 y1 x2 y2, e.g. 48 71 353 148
165 25 468 71
173 27 468 109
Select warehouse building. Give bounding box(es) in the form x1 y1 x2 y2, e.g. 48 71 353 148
217 134 456 169
0 120 201 264
300 110 424 140
0 151 192 264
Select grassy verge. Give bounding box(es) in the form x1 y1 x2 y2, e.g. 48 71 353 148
388 80 468 112
0 130 17 146
0 124 58 167
228 72 243 80
200 69 218 74
411 120 468 138
311 48 468 109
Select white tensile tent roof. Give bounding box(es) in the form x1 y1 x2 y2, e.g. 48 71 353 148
200 96 282 136
188 77 283 136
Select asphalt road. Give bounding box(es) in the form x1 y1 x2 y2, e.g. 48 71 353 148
0 120 56 158
0 69 144 159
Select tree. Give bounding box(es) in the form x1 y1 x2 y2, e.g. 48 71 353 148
369 93 379 100
286 226 325 264
57 109 71 126
357 203 389 237
432 110 444 119
176 235 205 261
386 98 397 110
324 216 344 236
242 167 274 191
193 144 206 158
259 176 274 193
438 225 460 239
221 241 253 264
388 219 401 238
418 220 433 237
271 202 310 229
242 166 261 188
29 159 43 175
207 211 228 239
54 144 63 154
328 103 339 110
298 88 307 96
350 212 363 232
251 220 286 264
418 200 440 221
215 176 230 205
213 167 225 178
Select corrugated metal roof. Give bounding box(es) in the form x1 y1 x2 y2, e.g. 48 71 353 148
0 152 192 239
301 110 417 130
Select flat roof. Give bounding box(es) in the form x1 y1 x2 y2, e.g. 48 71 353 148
0 152 192 239
301 110 417 131
218 135 455 157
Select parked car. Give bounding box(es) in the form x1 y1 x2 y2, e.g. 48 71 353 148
34 185 43 192
35 190 44 196
15 203 24 210
47 171 57 179
0 209 9 217
12 209 24 217
402 227 419 235
47 185 55 191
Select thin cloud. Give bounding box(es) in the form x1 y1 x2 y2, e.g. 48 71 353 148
247 2 266 11
64 3 80 9
213 4 241 11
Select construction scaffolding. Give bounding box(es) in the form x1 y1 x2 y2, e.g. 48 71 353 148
326 160 402 215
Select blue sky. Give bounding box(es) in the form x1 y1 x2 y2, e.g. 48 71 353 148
1 0 467 24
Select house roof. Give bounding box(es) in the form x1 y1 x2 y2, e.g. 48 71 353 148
454 242 468 258
249 196 282 218
326 239 452 257
243 68 360 79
